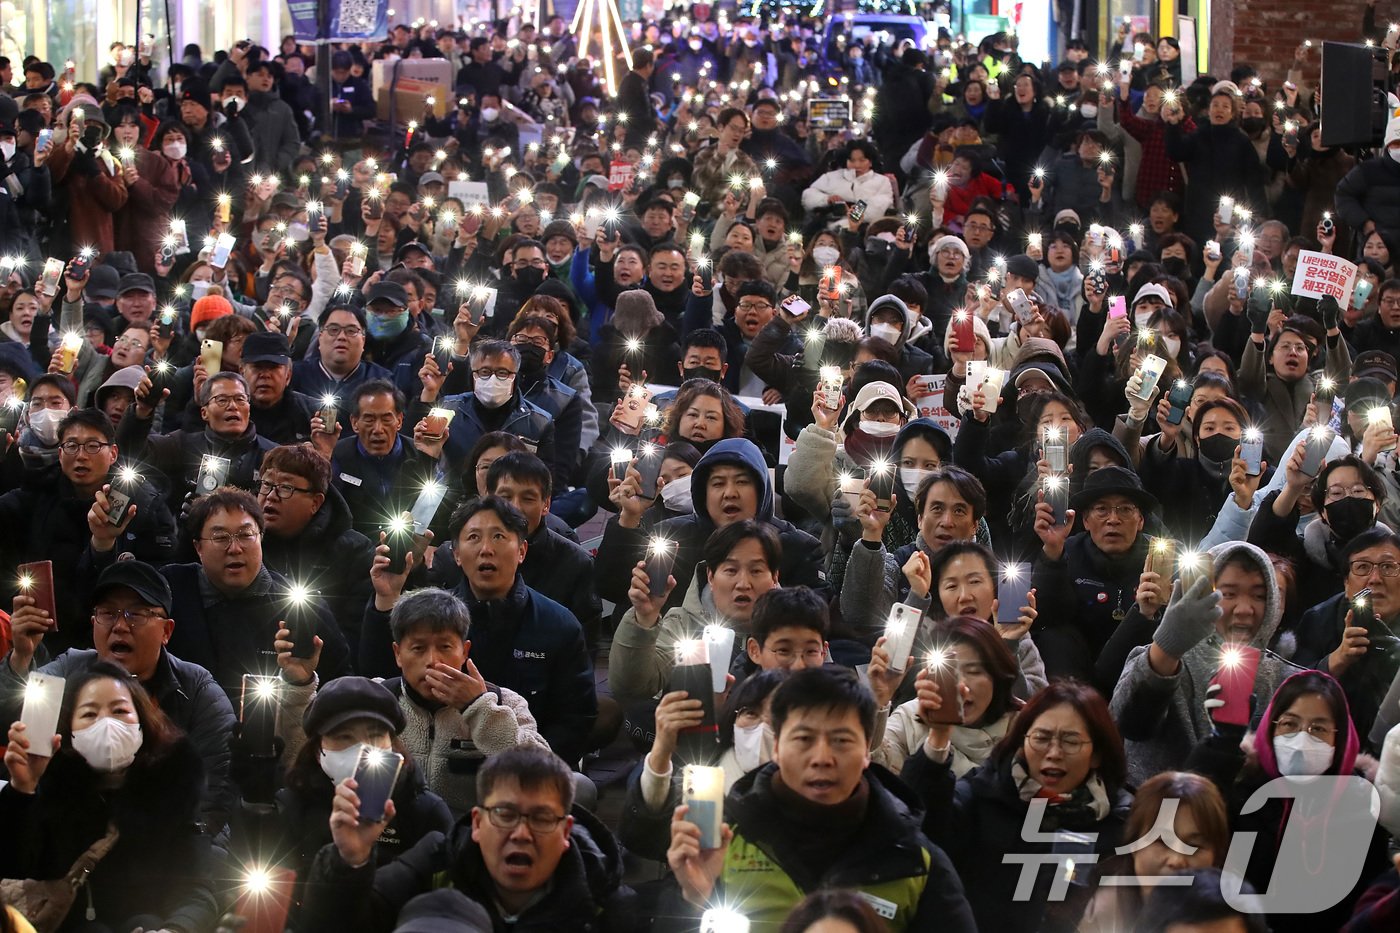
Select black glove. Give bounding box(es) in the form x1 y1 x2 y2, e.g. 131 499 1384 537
70 150 100 178
1246 287 1271 334
1319 294 1340 330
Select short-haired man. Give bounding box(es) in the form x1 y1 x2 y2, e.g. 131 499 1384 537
330 379 437 539
303 747 632 930
257 443 375 646
120 370 278 513
239 331 318 444
666 667 976 930
380 587 550 817
1 560 238 833
291 304 393 419
364 496 596 764
505 315 583 489
0 408 175 646
87 487 352 702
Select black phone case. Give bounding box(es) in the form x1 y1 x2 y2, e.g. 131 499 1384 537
669 663 717 736
354 750 404 822
1165 382 1193 425
646 548 675 596
239 677 279 758
385 526 414 574
283 599 316 659
869 470 896 511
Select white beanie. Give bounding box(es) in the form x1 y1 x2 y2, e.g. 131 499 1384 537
931 235 971 262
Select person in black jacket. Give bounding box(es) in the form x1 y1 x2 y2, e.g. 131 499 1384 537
2 663 220 933
0 408 175 645
594 437 825 614
616 48 658 148
257 443 375 654
330 379 439 539
983 72 1056 202
274 676 453 928
326 50 374 142
1163 86 1267 244
301 746 636 932
361 496 597 765
238 331 317 445
0 560 237 837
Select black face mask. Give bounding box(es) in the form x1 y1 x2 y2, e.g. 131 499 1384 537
1162 257 1190 279
516 343 547 381
1325 495 1377 544
1197 433 1239 481
683 366 722 384
1241 117 1267 135
515 267 546 291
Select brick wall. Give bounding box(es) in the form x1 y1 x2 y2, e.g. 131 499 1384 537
1228 0 1373 86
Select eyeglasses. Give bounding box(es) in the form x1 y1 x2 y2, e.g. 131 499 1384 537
1326 484 1374 502
964 222 995 233
258 479 313 500
472 368 517 380
767 647 825 665
737 301 773 312
1380 296 1400 308
510 336 550 350
93 607 164 628
199 530 261 549
113 335 147 349
1088 503 1141 521
268 282 305 299
1024 729 1091 755
321 324 364 338
1276 341 1311 355
1273 717 1337 741
1348 559 1400 578
208 394 250 408
511 259 548 271
483 804 567 834
58 440 114 455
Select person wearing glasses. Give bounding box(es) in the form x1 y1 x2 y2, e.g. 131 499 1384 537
119 369 278 513
503 314 583 490
0 560 237 836
304 746 632 932
902 679 1128 933
1293 528 1400 745
256 443 375 648
1109 540 1296 787
86 486 351 704
291 304 392 426
361 280 434 375
1032 465 1156 681
0 408 174 647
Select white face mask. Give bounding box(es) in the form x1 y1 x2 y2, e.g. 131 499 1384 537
474 374 514 408
27 407 65 446
811 245 840 267
869 322 902 344
319 744 364 784
1273 731 1334 776
1081 103 1099 118
189 280 213 300
480 107 500 123
0 140 14 162
857 418 901 437
1390 147 1400 164
71 716 143 772
689 39 702 52
1162 334 1182 358
901 467 932 500
163 141 187 160
733 722 774 773
1134 309 1155 328
660 478 693 513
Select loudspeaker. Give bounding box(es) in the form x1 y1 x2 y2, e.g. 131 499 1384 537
1320 41 1391 149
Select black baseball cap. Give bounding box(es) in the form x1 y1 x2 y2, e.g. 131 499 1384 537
241 331 292 365
365 281 409 309
117 272 156 296
93 561 173 616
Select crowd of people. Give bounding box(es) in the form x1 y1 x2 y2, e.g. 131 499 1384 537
4 3 1400 932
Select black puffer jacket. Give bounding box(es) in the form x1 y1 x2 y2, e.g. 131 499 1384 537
1336 153 1400 247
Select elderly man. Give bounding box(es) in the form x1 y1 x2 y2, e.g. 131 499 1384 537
238 331 317 444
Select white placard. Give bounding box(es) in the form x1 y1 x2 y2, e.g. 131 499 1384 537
1291 250 1357 306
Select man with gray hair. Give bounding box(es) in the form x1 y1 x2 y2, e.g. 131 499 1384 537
119 369 278 512
411 338 557 476
381 586 550 818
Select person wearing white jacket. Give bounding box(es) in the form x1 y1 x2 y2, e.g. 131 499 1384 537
801 140 896 230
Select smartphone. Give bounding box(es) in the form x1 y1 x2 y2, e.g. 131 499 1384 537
819 264 843 302
210 232 237 269
781 294 811 318
1043 476 1069 526
669 660 718 740
36 257 65 297
199 339 223 374
36 129 53 154
1205 239 1222 262
1165 379 1193 426
1006 288 1034 325
848 199 868 224
997 562 1033 624
282 590 317 659
19 672 65 758
230 866 295 933
615 385 654 433
923 647 964 725
683 765 725 849
1107 295 1127 322
1354 278 1375 310
1043 429 1068 472
635 443 664 499
239 674 281 758
17 561 57 624
195 455 231 496
868 464 896 512
1208 645 1261 728
157 306 177 341
609 445 634 484
1218 197 1234 225
68 250 91 280
952 311 975 353
105 467 137 526
1300 426 1334 477
366 191 384 220
384 518 415 574
1320 212 1336 237
353 746 405 821
471 286 499 321
645 537 676 596
149 359 176 398
1242 429 1264 476
883 602 921 673
1352 587 1375 626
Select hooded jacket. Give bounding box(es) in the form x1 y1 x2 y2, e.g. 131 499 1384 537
592 438 825 608
1110 541 1301 786
302 804 637 933
864 295 941 381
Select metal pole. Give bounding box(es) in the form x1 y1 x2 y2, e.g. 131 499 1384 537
319 0 333 142
163 0 175 71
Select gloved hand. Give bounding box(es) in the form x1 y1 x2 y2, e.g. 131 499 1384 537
1246 288 1271 335
830 487 861 544
1204 682 1249 746
1318 294 1340 330
1152 575 1223 660
1124 372 1152 421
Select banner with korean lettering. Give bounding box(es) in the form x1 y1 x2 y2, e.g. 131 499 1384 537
1290 250 1357 306
910 375 960 441
287 0 390 43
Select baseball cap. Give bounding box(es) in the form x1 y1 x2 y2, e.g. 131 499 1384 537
117 272 156 296
365 281 409 309
850 380 917 418
1355 350 1398 384
1132 283 1176 309
241 331 292 365
93 561 173 616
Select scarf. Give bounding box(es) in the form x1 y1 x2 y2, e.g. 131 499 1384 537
1012 754 1112 829
1041 265 1082 312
